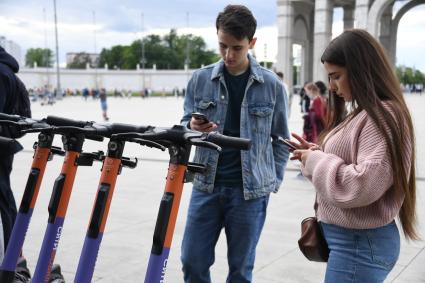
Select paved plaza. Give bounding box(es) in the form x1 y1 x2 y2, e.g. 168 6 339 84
9 94 425 282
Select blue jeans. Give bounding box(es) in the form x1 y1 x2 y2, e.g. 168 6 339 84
181 186 269 283
321 221 400 283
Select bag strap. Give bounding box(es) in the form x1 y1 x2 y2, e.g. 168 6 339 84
314 194 318 217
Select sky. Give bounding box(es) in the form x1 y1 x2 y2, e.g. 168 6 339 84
1 0 424 72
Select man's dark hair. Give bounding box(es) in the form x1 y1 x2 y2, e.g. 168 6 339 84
216 5 257 41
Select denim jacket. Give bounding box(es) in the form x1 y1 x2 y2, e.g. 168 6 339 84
181 54 290 200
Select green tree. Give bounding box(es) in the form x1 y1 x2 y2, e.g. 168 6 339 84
414 69 425 84
99 45 126 69
396 66 425 85
142 34 170 69
98 29 219 70
258 61 273 69
163 29 182 68
25 48 53 67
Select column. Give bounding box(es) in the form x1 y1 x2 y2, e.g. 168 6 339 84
343 5 355 30
276 0 294 89
312 0 333 82
354 0 370 29
379 5 393 60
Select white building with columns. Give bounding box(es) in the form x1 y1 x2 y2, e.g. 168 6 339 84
276 0 425 90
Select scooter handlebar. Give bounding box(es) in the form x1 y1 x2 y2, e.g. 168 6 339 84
0 112 22 122
45 117 151 139
107 123 151 135
0 113 49 138
206 132 251 150
46 115 92 128
88 123 152 138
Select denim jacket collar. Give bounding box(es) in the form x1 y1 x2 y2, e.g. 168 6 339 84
210 53 264 84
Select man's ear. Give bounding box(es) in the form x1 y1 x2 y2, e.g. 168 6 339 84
249 37 257 49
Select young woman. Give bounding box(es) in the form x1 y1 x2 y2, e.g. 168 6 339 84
290 29 419 282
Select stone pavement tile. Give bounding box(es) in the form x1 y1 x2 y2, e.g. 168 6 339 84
395 241 424 267
254 248 327 282
386 264 406 282
390 247 425 282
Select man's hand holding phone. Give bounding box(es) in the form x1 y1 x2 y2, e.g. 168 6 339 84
191 112 218 132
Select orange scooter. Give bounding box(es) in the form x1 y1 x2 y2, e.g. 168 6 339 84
37 118 153 283
25 117 105 283
0 113 64 283
111 125 251 283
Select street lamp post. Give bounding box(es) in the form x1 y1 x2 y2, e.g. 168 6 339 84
43 8 50 94
141 13 146 92
93 11 99 91
53 0 61 99
185 12 190 84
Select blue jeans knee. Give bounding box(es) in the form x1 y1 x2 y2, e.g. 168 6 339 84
181 186 269 283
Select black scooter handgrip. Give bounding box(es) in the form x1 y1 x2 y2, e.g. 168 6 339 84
0 112 22 122
46 115 91 128
88 123 151 138
109 123 151 134
31 121 50 129
207 133 251 150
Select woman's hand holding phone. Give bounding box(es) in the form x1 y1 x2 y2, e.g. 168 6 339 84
290 133 319 150
284 133 320 162
278 137 297 151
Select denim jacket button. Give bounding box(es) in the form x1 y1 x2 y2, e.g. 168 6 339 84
221 95 225 99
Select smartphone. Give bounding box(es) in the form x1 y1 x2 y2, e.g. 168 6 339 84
278 137 297 150
191 112 209 124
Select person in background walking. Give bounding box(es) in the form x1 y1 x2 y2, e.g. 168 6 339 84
299 82 310 113
99 88 109 121
315 80 328 100
302 82 326 143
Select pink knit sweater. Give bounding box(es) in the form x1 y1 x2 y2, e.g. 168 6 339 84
301 109 411 229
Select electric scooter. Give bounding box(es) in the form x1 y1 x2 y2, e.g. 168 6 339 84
112 125 251 283
27 117 105 283
60 120 154 283
0 113 63 283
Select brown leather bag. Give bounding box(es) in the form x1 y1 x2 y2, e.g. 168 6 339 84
298 201 330 262
298 217 329 262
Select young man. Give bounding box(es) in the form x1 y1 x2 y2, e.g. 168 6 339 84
0 46 65 283
0 46 32 283
180 5 290 282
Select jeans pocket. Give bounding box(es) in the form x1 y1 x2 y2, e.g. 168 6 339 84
365 222 400 270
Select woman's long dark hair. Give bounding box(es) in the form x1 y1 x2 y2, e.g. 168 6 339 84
320 29 418 240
